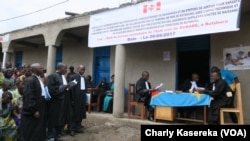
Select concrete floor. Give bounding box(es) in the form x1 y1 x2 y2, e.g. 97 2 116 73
60 112 184 141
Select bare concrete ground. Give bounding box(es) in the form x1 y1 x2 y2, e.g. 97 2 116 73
60 112 173 141
59 112 243 141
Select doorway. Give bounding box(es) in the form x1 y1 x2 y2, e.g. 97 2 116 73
176 35 211 90
55 46 63 67
15 51 23 69
94 47 111 86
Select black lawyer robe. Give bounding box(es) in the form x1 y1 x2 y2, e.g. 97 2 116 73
135 78 152 106
70 73 87 121
204 79 233 124
179 79 205 118
46 72 69 128
20 75 46 141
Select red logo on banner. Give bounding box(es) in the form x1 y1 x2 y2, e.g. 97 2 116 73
143 2 161 14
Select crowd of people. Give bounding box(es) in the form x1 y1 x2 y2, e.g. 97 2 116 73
0 61 240 141
0 62 117 141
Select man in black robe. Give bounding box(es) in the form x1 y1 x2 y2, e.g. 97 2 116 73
179 73 205 118
135 71 156 121
20 63 47 141
46 63 70 141
69 65 87 136
199 71 234 125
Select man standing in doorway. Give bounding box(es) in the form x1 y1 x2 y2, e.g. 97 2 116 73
46 63 70 141
69 65 87 136
211 66 238 123
20 63 47 141
135 71 156 121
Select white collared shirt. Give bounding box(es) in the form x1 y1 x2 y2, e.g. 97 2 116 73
62 75 67 85
35 75 45 97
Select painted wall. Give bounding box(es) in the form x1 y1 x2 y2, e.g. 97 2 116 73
210 13 250 123
111 39 177 91
14 46 48 67
62 41 94 76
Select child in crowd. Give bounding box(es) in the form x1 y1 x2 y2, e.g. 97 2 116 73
12 77 24 128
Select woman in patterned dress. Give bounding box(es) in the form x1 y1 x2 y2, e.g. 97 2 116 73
0 91 18 141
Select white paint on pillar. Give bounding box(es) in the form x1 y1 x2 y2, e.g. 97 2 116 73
2 52 7 69
46 45 57 75
113 44 126 118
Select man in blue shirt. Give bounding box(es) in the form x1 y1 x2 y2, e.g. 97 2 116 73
211 66 238 123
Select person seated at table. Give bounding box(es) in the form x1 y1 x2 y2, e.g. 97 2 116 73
103 74 115 113
198 71 234 125
182 73 204 93
179 73 205 118
96 77 110 111
135 71 156 121
210 66 238 123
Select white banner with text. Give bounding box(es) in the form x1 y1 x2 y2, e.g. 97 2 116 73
88 0 242 48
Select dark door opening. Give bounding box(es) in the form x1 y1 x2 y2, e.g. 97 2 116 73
55 46 63 68
15 51 23 69
177 50 210 90
176 35 211 90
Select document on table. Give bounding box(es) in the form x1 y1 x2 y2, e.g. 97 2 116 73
165 90 174 93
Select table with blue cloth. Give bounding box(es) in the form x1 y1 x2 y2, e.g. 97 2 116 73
150 91 211 124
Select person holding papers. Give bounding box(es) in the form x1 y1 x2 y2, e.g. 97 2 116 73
69 65 87 136
179 73 205 118
198 71 234 125
135 71 156 121
20 63 46 141
46 63 70 141
182 73 205 93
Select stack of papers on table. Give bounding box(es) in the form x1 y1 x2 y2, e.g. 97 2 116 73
197 87 205 90
164 90 174 93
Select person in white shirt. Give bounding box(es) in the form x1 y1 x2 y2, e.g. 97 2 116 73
135 71 156 121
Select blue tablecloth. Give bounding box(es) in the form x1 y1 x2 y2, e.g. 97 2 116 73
150 91 211 107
